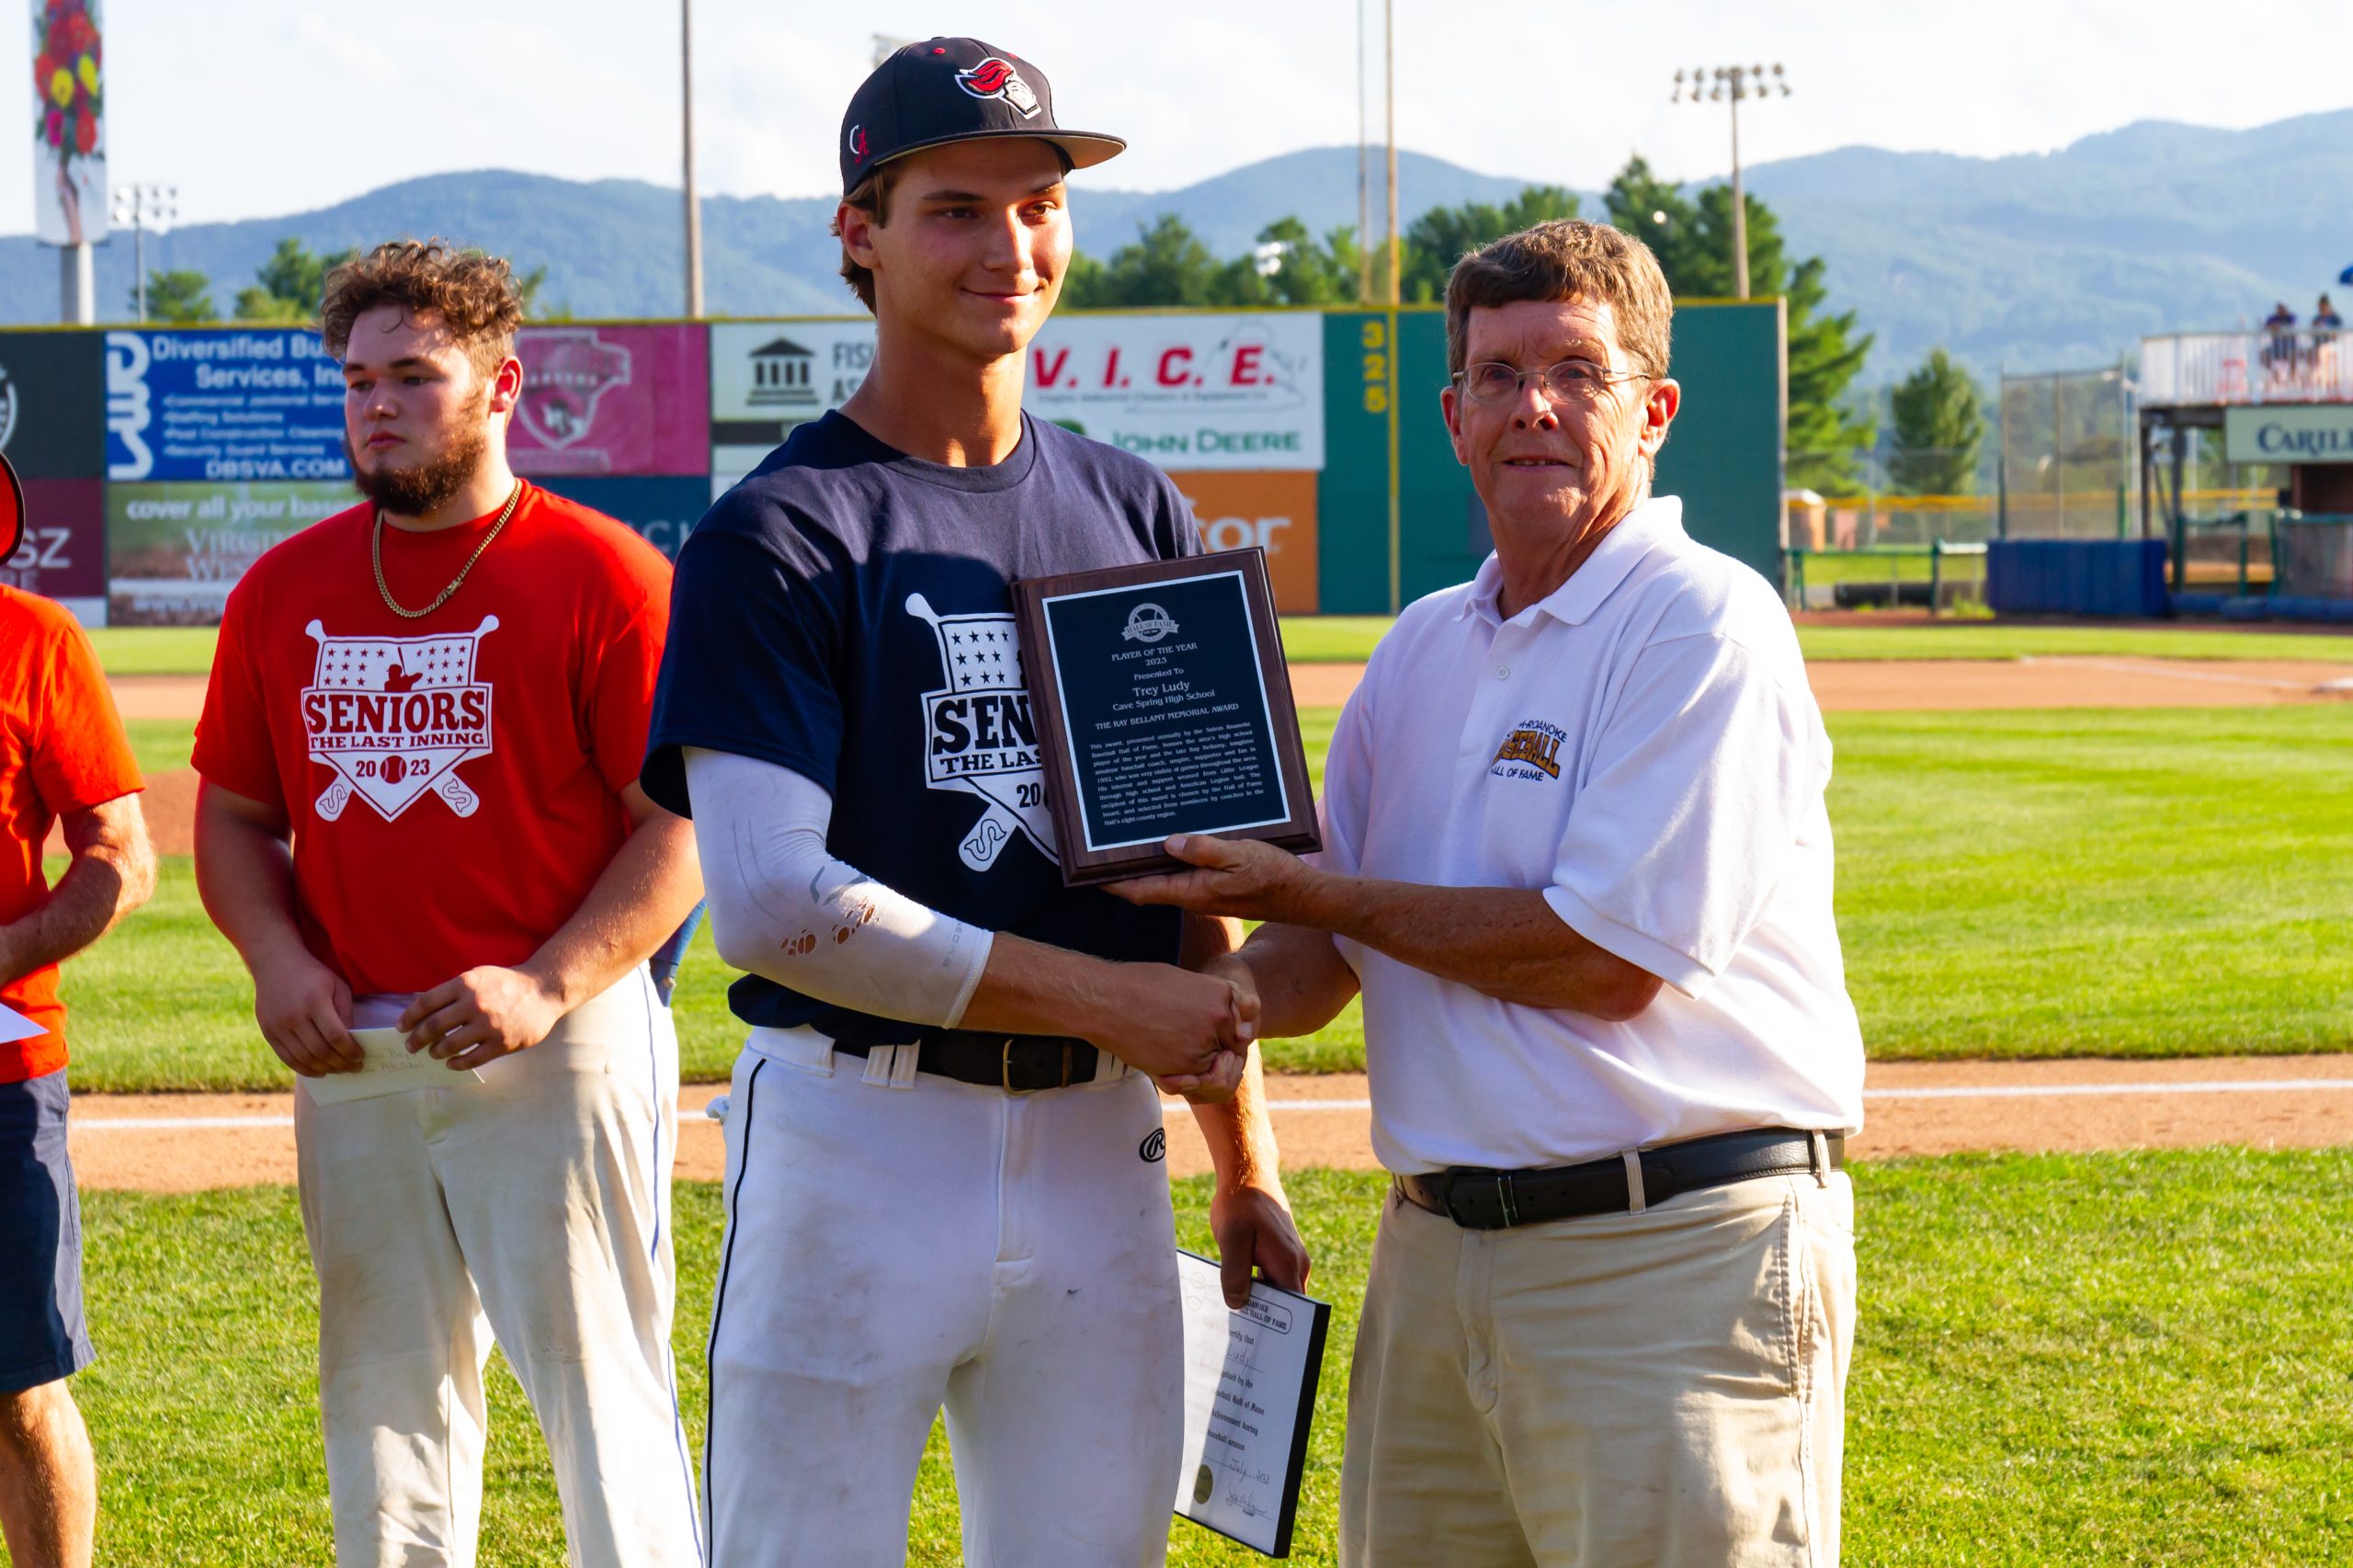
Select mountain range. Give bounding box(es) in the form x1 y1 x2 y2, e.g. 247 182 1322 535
2 110 2347 388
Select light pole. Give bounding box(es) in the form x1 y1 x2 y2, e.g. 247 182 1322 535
1671 63 1790 300
1383 0 1397 306
681 0 703 318
1356 0 1370 301
109 182 176 323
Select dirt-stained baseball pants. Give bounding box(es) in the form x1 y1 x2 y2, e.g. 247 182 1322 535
1340 1166 1857 1568
293 966 702 1568
702 1025 1185 1568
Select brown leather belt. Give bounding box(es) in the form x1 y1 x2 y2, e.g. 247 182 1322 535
1395 1128 1844 1231
831 1033 1100 1094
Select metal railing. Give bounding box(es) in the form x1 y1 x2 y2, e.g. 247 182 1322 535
1783 540 1988 615
2140 329 2353 407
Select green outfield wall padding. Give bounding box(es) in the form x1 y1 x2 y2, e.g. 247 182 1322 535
1313 301 1787 613
1318 311 1392 616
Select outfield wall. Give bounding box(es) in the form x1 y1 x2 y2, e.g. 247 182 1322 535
0 302 1783 626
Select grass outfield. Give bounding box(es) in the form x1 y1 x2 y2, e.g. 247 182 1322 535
66 1152 2353 1564
85 627 220 676
93 619 2353 677
123 717 197 777
51 703 2353 1089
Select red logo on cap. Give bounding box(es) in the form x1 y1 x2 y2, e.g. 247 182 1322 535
954 56 1040 119
848 124 869 159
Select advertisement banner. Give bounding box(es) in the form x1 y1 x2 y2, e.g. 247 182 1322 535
1028 313 1322 471
509 324 710 478
105 328 348 483
0 329 102 476
1168 470 1319 614
28 0 105 247
106 479 348 625
710 311 1324 477
2225 403 2353 464
709 320 876 487
1 476 102 616
531 474 712 560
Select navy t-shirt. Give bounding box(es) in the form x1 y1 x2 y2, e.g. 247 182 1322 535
643 409 1197 1042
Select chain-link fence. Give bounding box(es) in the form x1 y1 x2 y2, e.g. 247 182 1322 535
1998 363 2139 539
2275 514 2353 598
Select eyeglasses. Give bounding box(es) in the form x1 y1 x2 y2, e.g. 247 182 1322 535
1451 358 1650 406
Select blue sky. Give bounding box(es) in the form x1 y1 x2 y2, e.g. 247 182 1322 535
11 0 2347 231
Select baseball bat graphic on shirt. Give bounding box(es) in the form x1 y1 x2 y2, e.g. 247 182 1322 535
904 593 1059 872
302 618 500 824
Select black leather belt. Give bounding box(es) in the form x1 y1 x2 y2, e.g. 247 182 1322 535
831 1031 1100 1094
1395 1128 1844 1231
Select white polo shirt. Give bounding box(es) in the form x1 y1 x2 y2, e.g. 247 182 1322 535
1320 494 1863 1175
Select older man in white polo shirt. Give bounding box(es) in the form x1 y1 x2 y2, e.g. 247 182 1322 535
1116 217 1863 1567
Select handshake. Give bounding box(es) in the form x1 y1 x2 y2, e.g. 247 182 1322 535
1089 951 1260 1103
1095 830 1329 1103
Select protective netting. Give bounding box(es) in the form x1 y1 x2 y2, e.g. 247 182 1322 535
2273 516 2353 598
1999 366 2137 539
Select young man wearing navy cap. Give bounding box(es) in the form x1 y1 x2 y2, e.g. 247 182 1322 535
642 38 1309 1568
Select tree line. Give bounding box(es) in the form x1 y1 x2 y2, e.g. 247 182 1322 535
1065 155 1986 495
135 240 551 325
138 178 1985 498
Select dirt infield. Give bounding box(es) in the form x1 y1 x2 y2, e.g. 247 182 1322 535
108 674 208 720
61 1055 2353 1192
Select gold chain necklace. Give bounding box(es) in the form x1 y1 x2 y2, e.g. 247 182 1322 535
372 482 524 619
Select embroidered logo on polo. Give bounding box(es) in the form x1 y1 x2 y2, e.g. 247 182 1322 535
1490 718 1565 781
301 618 498 822
905 594 1057 870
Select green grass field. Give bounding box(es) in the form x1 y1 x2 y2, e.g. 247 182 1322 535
82 619 2353 677
56 702 2353 1091
122 717 196 777
63 1151 2353 1565
1294 617 2353 666
85 627 220 676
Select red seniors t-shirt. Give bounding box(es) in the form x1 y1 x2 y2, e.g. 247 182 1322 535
0 586 144 1082
192 484 671 997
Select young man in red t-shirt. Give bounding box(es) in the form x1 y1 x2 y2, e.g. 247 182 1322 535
0 460 155 1568
193 243 704 1568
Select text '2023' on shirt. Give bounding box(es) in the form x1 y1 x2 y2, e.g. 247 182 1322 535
0 586 142 1081
192 484 671 997
642 410 1198 1045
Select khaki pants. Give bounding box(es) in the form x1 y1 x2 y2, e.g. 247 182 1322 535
1339 1168 1855 1568
293 968 702 1568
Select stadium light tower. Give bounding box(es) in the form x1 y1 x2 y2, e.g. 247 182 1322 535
109 182 176 324
1670 62 1791 300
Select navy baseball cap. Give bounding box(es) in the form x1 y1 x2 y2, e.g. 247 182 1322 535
839 38 1124 196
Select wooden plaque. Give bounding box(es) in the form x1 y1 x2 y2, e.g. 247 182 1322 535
1011 548 1321 887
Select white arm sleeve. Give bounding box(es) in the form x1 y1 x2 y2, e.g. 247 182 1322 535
683 746 994 1028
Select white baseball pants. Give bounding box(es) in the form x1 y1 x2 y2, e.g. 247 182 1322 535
293 966 703 1568
703 1027 1185 1568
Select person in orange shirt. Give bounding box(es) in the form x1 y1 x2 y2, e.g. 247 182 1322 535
192 243 704 1568
0 459 154 1568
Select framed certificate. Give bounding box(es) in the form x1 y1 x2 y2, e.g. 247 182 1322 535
1010 549 1320 887
1172 1250 1333 1558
